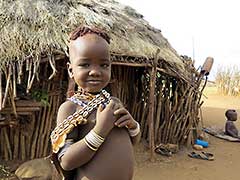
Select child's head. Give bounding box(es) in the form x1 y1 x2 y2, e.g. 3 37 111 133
225 109 238 121
68 26 111 93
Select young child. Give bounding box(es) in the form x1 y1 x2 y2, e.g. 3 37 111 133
50 26 141 180
225 109 239 138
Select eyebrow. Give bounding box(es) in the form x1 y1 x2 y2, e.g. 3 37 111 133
100 59 110 62
75 58 110 62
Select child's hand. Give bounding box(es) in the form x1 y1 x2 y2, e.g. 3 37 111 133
94 100 117 137
113 108 138 130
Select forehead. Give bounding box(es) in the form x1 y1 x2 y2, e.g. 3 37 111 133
70 34 108 52
69 34 110 63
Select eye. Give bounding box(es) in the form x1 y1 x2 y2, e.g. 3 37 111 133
78 63 89 67
101 63 110 68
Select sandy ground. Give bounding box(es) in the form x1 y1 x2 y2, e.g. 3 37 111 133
133 86 240 180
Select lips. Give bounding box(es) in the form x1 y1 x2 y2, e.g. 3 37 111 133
87 79 102 82
87 80 102 84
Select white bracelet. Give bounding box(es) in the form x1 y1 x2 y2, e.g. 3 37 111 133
85 130 105 149
128 122 140 137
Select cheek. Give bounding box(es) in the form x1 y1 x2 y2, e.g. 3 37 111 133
73 71 86 81
104 70 111 81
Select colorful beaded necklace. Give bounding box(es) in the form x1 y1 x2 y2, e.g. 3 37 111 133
50 89 110 153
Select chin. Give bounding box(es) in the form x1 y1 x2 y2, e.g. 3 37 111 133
86 88 103 94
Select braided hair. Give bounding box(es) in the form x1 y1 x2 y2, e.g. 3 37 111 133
69 26 110 44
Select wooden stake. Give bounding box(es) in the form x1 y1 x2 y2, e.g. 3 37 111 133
12 63 17 98
2 66 12 108
0 70 2 110
31 109 42 159
3 128 12 160
17 60 23 84
27 58 32 93
148 49 159 161
20 132 26 160
13 128 20 159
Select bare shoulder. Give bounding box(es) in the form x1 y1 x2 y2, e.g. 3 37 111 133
56 100 78 125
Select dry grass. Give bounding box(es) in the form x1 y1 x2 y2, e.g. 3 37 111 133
0 0 184 69
215 66 240 96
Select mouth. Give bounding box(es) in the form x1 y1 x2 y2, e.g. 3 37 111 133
87 80 102 84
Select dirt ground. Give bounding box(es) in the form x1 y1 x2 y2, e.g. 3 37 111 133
133 86 240 180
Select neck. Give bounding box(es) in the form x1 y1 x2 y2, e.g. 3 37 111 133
87 91 101 95
73 90 103 101
77 87 102 95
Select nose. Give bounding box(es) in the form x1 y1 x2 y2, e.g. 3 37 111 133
89 66 101 76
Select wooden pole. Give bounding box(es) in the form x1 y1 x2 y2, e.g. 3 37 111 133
12 63 17 98
148 49 159 161
2 66 11 108
0 70 2 110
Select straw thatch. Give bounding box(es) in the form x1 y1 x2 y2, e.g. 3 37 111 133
0 0 185 70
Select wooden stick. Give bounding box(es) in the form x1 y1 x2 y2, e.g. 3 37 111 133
8 84 17 118
20 132 26 160
155 88 162 144
48 55 57 80
2 107 41 112
26 58 29 71
43 94 56 156
17 60 23 84
28 57 40 92
3 128 12 160
31 109 42 159
36 82 51 157
27 58 32 93
28 113 36 157
13 128 20 159
0 70 2 110
2 66 12 108
148 49 159 161
40 94 53 157
0 129 8 160
0 129 3 158
12 63 17 98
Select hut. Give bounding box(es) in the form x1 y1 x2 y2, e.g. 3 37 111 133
0 0 203 161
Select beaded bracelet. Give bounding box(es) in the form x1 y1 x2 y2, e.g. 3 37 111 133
128 122 140 137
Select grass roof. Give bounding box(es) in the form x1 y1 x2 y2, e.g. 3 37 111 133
0 0 185 69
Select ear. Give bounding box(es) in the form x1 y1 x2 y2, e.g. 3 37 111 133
67 62 74 78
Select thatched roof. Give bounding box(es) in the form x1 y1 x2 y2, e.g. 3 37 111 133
0 0 186 71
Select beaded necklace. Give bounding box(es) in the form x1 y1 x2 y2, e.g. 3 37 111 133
67 96 88 107
50 90 110 153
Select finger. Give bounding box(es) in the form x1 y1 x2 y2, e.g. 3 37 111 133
117 119 131 128
113 103 121 111
115 114 129 126
105 99 115 110
114 107 128 116
97 104 104 113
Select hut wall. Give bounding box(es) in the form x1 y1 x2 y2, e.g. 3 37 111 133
0 58 202 161
0 59 68 161
110 64 201 146
109 65 149 137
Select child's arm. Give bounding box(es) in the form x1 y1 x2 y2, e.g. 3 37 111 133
58 100 117 171
114 107 141 145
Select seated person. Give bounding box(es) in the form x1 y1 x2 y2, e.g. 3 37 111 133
225 109 239 138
